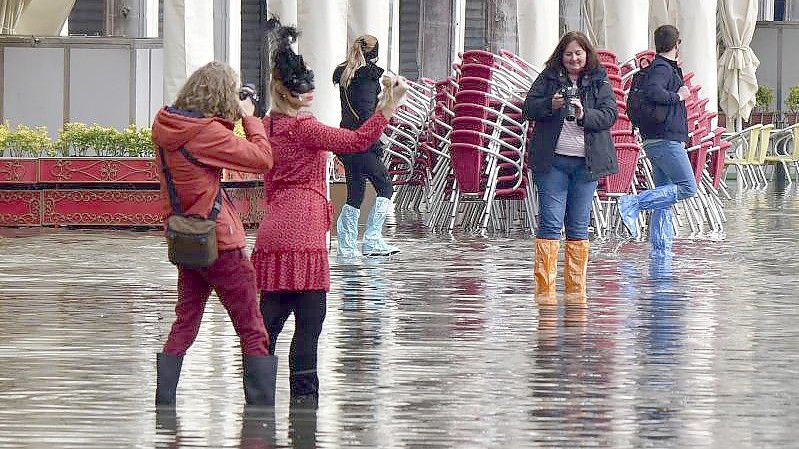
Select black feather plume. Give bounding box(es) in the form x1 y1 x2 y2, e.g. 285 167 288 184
265 15 315 95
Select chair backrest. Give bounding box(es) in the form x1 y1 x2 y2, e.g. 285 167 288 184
458 76 491 93
743 124 763 161
634 50 655 68
602 63 621 77
792 125 799 160
462 49 494 66
602 142 640 194
754 123 774 164
597 49 618 65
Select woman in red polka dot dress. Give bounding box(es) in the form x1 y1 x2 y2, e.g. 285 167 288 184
250 18 408 407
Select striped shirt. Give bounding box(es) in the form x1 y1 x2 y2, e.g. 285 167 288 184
555 118 585 157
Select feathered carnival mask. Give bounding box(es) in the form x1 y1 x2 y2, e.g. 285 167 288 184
265 16 315 95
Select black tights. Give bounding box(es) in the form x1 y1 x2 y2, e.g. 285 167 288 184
340 151 394 208
260 290 327 398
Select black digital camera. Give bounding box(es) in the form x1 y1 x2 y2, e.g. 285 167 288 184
561 85 580 121
238 83 259 103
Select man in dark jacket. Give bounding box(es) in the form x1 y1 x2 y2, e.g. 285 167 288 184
618 25 697 256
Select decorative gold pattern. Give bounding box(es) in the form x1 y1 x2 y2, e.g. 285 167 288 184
0 191 42 225
46 159 159 182
43 190 164 225
0 160 31 182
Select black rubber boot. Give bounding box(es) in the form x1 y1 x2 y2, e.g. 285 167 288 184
243 355 278 406
155 353 184 407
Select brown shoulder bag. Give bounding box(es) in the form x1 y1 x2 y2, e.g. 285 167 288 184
159 147 223 269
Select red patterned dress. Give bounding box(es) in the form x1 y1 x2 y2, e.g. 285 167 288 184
251 112 389 292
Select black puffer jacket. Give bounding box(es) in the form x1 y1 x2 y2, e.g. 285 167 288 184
333 62 385 154
523 66 618 180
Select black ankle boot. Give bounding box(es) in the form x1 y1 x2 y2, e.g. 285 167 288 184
243 355 278 406
155 353 184 407
289 371 319 409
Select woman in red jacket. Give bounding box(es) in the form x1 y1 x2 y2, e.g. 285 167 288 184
151 61 276 407
251 19 407 407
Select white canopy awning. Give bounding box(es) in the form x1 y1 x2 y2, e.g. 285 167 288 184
718 0 760 127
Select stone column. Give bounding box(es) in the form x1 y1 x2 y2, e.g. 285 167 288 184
419 0 456 80
603 0 650 63
163 0 215 104
487 0 518 53
298 0 348 125
347 0 392 71
676 0 718 113
267 0 298 32
517 0 559 68
214 0 241 75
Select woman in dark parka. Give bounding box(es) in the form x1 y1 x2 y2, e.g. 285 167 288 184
522 31 618 306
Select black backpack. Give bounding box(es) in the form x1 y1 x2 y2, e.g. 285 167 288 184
626 63 668 128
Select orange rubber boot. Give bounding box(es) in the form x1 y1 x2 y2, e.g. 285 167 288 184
564 239 590 306
534 238 560 305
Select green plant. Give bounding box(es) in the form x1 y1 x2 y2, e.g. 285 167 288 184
755 85 775 112
0 124 52 157
784 86 799 113
54 123 154 157
0 123 10 155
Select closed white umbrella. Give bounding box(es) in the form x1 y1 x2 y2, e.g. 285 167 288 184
583 0 607 48
649 0 678 47
717 0 760 130
1 0 31 34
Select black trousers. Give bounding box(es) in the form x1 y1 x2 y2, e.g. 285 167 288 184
260 290 327 398
339 150 394 208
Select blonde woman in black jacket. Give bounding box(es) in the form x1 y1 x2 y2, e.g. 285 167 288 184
333 35 399 259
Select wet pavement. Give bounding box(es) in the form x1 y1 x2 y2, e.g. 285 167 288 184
0 185 798 448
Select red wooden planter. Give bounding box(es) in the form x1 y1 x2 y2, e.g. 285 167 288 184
42 189 164 226
0 191 43 226
0 157 266 228
39 157 159 184
0 158 38 184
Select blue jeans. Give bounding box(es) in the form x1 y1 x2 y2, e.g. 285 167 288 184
644 140 697 200
535 155 598 240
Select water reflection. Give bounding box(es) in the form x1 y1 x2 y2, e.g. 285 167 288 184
1 188 799 448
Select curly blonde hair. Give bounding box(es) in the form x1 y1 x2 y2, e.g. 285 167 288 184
174 61 241 122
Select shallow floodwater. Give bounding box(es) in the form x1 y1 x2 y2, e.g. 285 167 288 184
0 185 797 448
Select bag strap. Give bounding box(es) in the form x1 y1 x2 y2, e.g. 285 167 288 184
158 146 223 220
